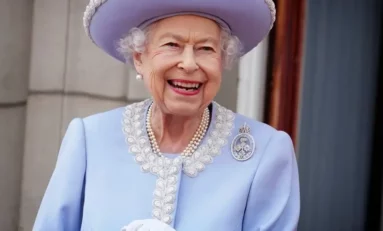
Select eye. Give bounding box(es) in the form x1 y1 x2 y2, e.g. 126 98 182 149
164 42 179 47
199 46 214 51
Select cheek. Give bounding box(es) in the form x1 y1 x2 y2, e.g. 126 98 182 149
199 56 222 84
200 60 222 99
204 77 222 99
198 53 222 74
143 70 166 101
142 53 174 102
147 48 180 72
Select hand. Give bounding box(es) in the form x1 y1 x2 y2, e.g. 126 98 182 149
121 219 176 231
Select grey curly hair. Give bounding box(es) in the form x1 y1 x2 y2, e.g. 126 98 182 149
117 23 244 70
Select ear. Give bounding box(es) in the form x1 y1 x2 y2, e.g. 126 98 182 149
132 52 144 74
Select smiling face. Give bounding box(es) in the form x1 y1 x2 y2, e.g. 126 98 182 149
133 15 223 117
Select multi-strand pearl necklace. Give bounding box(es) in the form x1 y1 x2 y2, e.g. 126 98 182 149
146 104 210 157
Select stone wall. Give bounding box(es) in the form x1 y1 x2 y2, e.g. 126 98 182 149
0 0 33 230
17 0 146 229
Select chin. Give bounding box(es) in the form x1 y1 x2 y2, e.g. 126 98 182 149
164 101 203 117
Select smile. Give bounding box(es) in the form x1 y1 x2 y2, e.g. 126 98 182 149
167 80 203 96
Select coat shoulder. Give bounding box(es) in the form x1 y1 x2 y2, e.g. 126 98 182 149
233 113 277 135
232 112 280 145
81 100 148 130
230 111 294 160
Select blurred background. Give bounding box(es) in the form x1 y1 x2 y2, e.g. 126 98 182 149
0 0 382 230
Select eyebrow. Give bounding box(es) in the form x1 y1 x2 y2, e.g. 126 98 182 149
158 32 219 45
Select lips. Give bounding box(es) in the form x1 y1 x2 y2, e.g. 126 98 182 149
167 79 203 96
167 80 202 91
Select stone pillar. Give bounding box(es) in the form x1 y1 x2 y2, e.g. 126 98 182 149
0 0 33 230
18 0 141 230
214 64 239 112
237 38 269 120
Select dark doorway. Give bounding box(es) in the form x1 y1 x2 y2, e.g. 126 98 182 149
297 0 382 230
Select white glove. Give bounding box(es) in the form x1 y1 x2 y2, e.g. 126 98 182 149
121 219 176 231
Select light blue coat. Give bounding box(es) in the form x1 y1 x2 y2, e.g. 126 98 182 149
33 99 300 231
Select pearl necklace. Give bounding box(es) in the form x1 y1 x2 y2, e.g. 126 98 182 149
146 104 210 157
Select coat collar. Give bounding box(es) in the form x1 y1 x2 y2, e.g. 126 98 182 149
122 99 235 177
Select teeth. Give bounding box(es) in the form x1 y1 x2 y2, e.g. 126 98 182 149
171 81 200 88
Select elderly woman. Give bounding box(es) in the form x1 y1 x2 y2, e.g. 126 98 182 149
33 0 300 230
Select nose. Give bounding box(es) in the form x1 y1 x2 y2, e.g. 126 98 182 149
177 46 199 73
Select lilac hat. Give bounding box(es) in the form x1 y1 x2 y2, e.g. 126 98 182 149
83 0 276 62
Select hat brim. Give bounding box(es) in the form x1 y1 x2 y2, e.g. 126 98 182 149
86 0 274 62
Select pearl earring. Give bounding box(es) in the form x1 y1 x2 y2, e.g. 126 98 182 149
136 74 143 80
